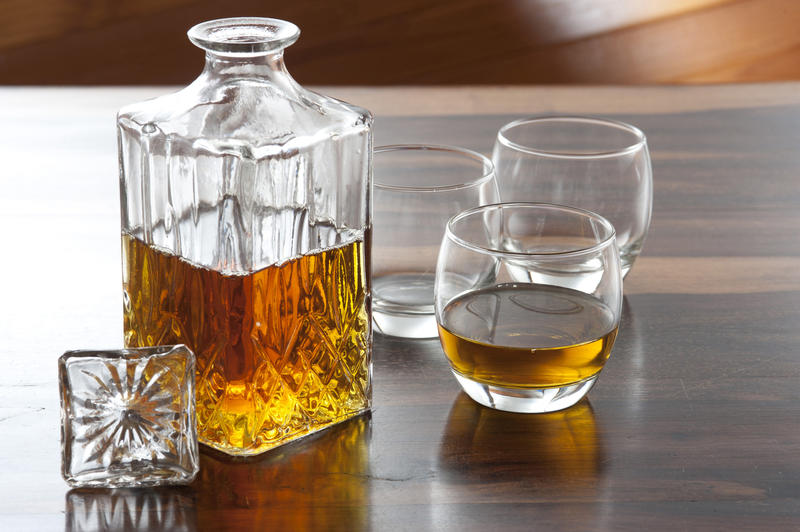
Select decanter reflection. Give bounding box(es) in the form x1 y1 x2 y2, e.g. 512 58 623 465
196 414 371 530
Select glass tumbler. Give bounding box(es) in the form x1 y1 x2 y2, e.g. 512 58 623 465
435 203 622 413
492 116 652 278
373 145 499 338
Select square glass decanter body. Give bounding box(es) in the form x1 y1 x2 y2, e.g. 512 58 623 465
118 81 373 456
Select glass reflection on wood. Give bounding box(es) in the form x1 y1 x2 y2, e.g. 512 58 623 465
439 394 603 482
65 488 197 532
195 413 371 530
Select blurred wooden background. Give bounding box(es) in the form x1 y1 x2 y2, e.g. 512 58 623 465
1 0 800 85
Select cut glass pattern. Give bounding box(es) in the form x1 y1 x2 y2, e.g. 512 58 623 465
59 345 199 487
123 234 371 455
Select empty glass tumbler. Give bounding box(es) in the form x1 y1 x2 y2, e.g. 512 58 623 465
118 18 373 456
435 203 623 413
492 116 652 277
372 145 499 338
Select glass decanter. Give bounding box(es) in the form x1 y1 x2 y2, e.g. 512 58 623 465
117 17 373 456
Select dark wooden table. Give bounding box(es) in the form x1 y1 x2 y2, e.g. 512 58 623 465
2 84 800 530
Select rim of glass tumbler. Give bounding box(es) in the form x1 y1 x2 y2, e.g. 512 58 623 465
445 202 617 259
374 144 495 192
496 116 647 159
188 17 300 55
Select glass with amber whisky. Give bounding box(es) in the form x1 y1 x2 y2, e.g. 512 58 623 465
117 18 372 455
435 203 622 413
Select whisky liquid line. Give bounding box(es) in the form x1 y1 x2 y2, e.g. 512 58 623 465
123 232 371 456
439 283 617 389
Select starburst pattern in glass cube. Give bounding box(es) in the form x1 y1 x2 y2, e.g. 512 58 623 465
59 345 199 488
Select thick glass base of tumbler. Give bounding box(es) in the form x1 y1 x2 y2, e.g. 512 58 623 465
373 273 438 338
620 240 643 279
373 309 438 338
452 371 599 413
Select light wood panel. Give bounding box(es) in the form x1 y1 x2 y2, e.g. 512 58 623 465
5 82 800 118
2 0 800 84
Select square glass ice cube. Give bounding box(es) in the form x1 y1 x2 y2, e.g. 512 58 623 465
59 345 199 488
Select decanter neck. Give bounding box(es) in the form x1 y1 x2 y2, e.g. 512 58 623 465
188 17 300 81
202 51 290 80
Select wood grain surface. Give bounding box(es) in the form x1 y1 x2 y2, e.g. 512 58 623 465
2 84 800 530
3 0 800 85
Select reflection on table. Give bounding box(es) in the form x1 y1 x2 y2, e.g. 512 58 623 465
66 487 197 532
196 413 371 530
439 394 604 483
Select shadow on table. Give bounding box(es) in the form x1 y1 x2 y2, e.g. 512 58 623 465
438 393 605 484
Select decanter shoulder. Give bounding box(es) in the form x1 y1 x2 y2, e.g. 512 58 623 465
116 77 372 147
